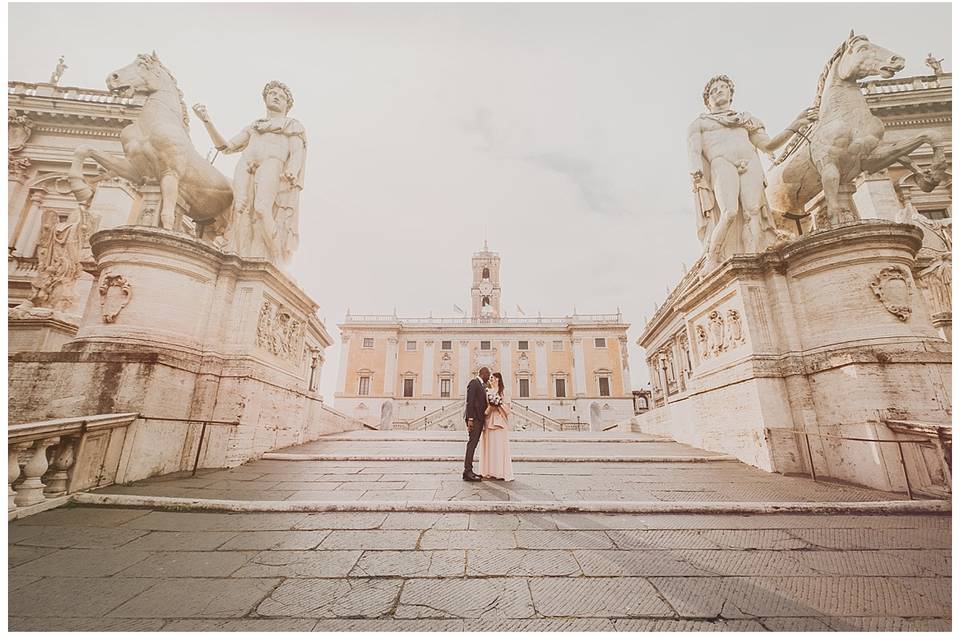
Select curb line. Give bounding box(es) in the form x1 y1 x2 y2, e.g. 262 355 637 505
69 493 951 515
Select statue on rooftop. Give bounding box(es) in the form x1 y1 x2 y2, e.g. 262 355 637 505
193 80 306 265
687 74 814 268
925 52 945 75
49 56 67 85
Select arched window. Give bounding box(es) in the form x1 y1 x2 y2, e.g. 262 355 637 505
482 267 490 279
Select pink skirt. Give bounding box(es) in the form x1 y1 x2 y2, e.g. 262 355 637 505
478 411 514 481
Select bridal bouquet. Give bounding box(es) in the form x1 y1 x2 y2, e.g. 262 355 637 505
486 388 503 407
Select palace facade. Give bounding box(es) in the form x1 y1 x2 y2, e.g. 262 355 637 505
334 245 634 430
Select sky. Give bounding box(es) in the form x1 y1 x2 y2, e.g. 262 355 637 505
8 2 951 401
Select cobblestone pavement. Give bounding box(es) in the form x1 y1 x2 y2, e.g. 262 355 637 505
9 431 951 631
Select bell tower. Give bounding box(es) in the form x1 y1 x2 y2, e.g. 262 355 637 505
471 241 501 318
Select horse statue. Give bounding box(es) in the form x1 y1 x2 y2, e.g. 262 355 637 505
67 52 233 235
766 31 948 230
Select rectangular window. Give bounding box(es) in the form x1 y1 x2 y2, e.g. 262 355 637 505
403 378 414 397
594 337 606 348
358 376 370 396
555 378 566 398
440 378 451 398
406 340 417 351
599 377 611 397
362 337 374 349
552 340 564 351
518 340 529 351
441 340 452 350
519 378 530 398
480 340 491 350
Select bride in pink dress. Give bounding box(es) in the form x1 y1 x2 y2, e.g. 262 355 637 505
477 372 515 481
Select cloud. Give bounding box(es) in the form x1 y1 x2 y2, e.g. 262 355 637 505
521 150 620 216
460 107 497 152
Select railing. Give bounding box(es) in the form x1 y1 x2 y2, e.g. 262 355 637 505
343 313 624 326
9 413 138 518
403 401 467 431
769 427 948 500
861 73 951 95
511 403 563 432
138 416 241 475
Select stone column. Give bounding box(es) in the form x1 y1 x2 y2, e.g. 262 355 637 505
499 341 512 393
384 337 398 395
572 338 587 396
336 333 351 394
618 337 632 393
44 437 77 498
12 191 45 257
535 340 548 396
14 438 59 507
458 340 470 397
8 444 26 511
422 340 435 396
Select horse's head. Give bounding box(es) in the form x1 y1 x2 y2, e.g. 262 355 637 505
835 31 905 81
106 52 169 98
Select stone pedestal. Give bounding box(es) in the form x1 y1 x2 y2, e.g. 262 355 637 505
8 311 79 354
635 221 951 492
9 226 349 481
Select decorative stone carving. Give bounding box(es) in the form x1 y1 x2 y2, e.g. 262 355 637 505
68 53 233 234
256 298 305 361
726 309 745 348
925 52 945 75
688 75 805 267
98 273 132 323
8 111 33 153
768 32 947 230
439 351 453 373
11 208 82 314
708 310 726 356
379 401 394 431
517 351 531 373
691 326 706 360
870 265 913 321
193 80 305 264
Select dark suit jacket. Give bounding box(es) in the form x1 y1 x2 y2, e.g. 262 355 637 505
464 377 488 425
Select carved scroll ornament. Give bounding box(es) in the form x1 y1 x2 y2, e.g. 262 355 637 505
870 265 912 322
98 273 132 323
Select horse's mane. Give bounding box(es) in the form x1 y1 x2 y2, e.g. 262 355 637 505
772 36 854 166
139 54 190 132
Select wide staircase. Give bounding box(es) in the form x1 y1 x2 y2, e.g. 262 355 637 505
393 401 569 432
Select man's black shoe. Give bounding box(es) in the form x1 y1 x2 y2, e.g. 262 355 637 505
462 471 482 481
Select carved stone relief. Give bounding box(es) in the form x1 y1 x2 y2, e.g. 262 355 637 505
708 310 725 356
870 265 912 322
694 304 747 361
256 298 305 361
439 351 453 373
98 273 132 323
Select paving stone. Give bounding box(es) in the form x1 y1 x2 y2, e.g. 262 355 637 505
14 507 152 528
419 530 517 550
574 549 711 577
204 480 283 491
468 513 558 530
351 550 465 577
759 617 835 631
678 550 817 576
9 617 167 632
8 523 44 543
14 525 149 549
233 550 361 577
613 619 766 631
649 576 952 618
466 549 580 576
8 544 58 568
515 530 615 550
528 577 674 617
395 577 533 619
464 618 617 631
108 577 281 618
268 481 344 491
792 550 950 577
607 529 715 550
788 528 952 550
257 578 401 618
313 619 465 631
161 618 317 631
118 551 257 577
292 512 387 530
8 574 44 592
552 513 650 530
119 512 308 532
8 577 158 617
380 512 469 530
698 529 810 550
12 548 151 577
218 530 330 551
286 490 366 501
120 531 240 551
822 616 952 632
320 530 420 550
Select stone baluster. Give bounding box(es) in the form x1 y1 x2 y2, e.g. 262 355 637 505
14 438 60 507
8 444 28 511
44 437 78 498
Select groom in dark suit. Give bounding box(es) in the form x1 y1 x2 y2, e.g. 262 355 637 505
463 366 490 481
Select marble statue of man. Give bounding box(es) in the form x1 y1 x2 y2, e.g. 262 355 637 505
687 75 816 268
193 81 306 264
49 56 67 85
925 53 945 76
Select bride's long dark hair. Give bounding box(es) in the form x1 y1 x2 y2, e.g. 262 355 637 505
491 372 505 397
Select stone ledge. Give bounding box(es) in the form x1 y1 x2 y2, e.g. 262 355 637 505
260 453 738 463
70 493 950 515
